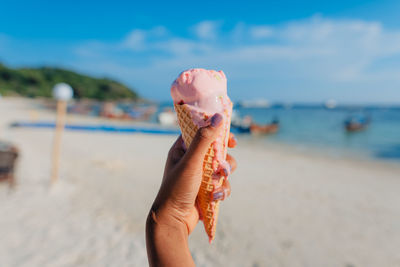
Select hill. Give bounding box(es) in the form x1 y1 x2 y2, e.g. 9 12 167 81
0 63 138 100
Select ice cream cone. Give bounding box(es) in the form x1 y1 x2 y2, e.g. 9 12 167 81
174 103 232 242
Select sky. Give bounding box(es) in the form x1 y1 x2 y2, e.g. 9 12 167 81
1 0 400 104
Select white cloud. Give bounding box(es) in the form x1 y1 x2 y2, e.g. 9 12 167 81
152 38 213 56
149 26 168 37
68 17 400 102
192 21 220 40
250 26 274 39
3 17 400 103
121 26 168 51
122 29 146 50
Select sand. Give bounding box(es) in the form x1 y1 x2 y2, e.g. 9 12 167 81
1 98 400 267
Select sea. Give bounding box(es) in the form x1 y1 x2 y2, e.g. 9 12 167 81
156 102 400 162
233 104 400 162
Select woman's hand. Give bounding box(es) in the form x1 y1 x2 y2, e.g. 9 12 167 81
146 113 237 267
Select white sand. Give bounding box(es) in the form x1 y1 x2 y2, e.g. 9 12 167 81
1 98 400 267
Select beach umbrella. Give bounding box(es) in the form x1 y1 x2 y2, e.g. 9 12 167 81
51 83 73 183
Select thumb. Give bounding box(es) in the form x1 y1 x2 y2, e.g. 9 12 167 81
183 113 224 167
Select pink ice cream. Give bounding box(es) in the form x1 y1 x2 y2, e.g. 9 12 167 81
171 68 232 175
171 68 229 115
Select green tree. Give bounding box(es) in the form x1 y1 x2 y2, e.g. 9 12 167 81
0 63 138 100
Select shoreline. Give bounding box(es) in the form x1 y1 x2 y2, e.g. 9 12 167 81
6 97 400 164
2 97 399 167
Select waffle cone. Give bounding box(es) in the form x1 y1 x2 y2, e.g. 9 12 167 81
174 104 231 242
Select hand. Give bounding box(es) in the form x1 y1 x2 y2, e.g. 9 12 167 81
146 113 237 267
153 116 237 234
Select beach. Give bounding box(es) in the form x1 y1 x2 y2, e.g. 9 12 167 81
1 98 400 267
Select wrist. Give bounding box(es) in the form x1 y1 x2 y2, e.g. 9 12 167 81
149 199 190 233
146 209 194 267
146 207 188 236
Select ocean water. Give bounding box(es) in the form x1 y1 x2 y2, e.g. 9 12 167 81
156 103 400 162
234 105 400 161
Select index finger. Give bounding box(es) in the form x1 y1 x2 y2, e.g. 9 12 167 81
165 135 185 170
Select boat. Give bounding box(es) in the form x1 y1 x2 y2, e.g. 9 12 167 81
100 102 156 121
344 115 370 132
324 99 337 109
237 99 270 108
157 108 177 126
231 115 279 135
250 119 279 135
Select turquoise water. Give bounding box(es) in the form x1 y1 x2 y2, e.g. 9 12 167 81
156 103 400 161
235 105 400 161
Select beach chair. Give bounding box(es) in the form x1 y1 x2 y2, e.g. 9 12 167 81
0 141 19 187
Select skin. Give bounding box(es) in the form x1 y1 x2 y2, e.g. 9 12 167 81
146 113 237 267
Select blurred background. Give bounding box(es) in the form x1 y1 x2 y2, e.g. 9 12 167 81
1 0 400 266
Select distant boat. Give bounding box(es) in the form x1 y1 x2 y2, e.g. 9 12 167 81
344 115 371 132
100 102 156 121
157 108 177 126
250 121 279 135
231 116 279 135
237 99 270 108
324 99 337 109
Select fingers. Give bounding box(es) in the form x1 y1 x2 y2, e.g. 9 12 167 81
213 180 231 201
212 154 236 201
228 133 237 148
226 154 237 173
182 113 223 168
165 135 185 171
216 154 237 177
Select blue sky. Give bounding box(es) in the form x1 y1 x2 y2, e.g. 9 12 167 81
1 0 400 103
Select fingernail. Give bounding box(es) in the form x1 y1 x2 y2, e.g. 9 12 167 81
224 164 232 176
213 188 230 201
211 113 223 127
213 191 224 201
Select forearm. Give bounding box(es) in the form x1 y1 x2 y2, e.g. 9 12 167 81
146 210 195 267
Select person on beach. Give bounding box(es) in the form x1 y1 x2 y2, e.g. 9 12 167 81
146 113 237 266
